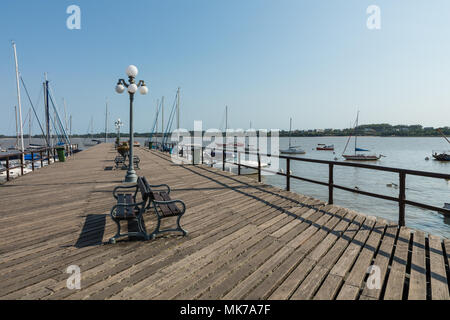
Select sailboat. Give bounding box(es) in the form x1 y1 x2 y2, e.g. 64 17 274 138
280 118 305 154
342 111 381 161
432 129 450 161
84 117 100 147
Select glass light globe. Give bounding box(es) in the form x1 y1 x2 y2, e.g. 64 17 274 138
139 85 148 95
128 83 138 93
115 84 125 94
126 65 138 78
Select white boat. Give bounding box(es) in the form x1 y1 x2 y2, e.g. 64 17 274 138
342 111 381 161
83 117 99 147
280 118 305 154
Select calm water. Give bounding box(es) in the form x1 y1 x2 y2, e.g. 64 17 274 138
265 136 450 238
1 136 449 238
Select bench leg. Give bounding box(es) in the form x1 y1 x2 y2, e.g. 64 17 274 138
109 218 122 244
109 217 149 244
176 215 188 236
149 215 187 239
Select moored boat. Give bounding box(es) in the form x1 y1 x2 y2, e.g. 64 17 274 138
316 144 334 151
342 154 381 161
432 129 450 161
342 111 381 161
432 151 450 161
280 118 306 155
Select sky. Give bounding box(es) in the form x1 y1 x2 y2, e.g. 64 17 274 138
1 0 450 135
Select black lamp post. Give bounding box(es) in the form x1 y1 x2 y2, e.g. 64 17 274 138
115 65 148 183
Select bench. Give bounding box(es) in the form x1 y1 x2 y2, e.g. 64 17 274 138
141 176 188 239
109 177 150 243
109 176 187 243
114 155 140 169
114 155 125 169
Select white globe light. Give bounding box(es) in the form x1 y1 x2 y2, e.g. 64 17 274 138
128 83 138 93
115 84 125 94
126 65 138 77
139 85 148 95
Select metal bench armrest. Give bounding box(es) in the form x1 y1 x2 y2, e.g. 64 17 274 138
149 184 171 194
113 184 138 199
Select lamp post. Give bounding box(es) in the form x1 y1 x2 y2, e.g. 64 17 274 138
115 65 148 183
114 118 123 147
115 118 123 139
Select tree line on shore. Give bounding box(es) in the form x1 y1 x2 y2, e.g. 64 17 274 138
1 124 449 138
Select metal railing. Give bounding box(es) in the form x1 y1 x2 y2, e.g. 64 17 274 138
0 144 79 182
160 143 450 226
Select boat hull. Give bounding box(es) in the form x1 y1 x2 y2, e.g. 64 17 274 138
432 153 450 161
317 147 334 151
280 148 306 154
343 155 380 161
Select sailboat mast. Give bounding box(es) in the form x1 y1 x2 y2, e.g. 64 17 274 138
44 73 50 148
176 87 180 130
14 106 19 148
354 111 359 155
437 128 450 144
12 42 25 154
225 106 228 131
105 98 108 143
289 118 292 149
29 107 32 145
161 96 164 143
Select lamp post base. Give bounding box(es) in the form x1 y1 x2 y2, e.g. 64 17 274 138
124 169 138 183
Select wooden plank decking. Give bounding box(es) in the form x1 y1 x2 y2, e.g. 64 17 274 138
0 143 449 300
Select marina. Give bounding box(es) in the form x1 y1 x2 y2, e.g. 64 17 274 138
1 1 450 307
0 143 449 300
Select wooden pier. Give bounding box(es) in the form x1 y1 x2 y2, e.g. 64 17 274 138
0 143 449 300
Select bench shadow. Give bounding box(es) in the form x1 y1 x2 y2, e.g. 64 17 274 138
74 214 107 248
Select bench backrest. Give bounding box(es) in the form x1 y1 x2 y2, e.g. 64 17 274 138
141 176 155 201
137 177 150 202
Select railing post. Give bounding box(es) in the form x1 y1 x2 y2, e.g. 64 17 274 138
238 151 241 176
31 152 35 171
20 153 24 176
286 158 290 191
328 163 334 204
399 172 406 226
192 146 195 165
222 145 226 171
6 157 10 181
257 152 261 182
201 147 204 164
53 148 56 163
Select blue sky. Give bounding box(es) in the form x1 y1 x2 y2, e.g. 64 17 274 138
1 0 450 135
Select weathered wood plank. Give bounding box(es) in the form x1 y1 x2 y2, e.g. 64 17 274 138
408 230 427 300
